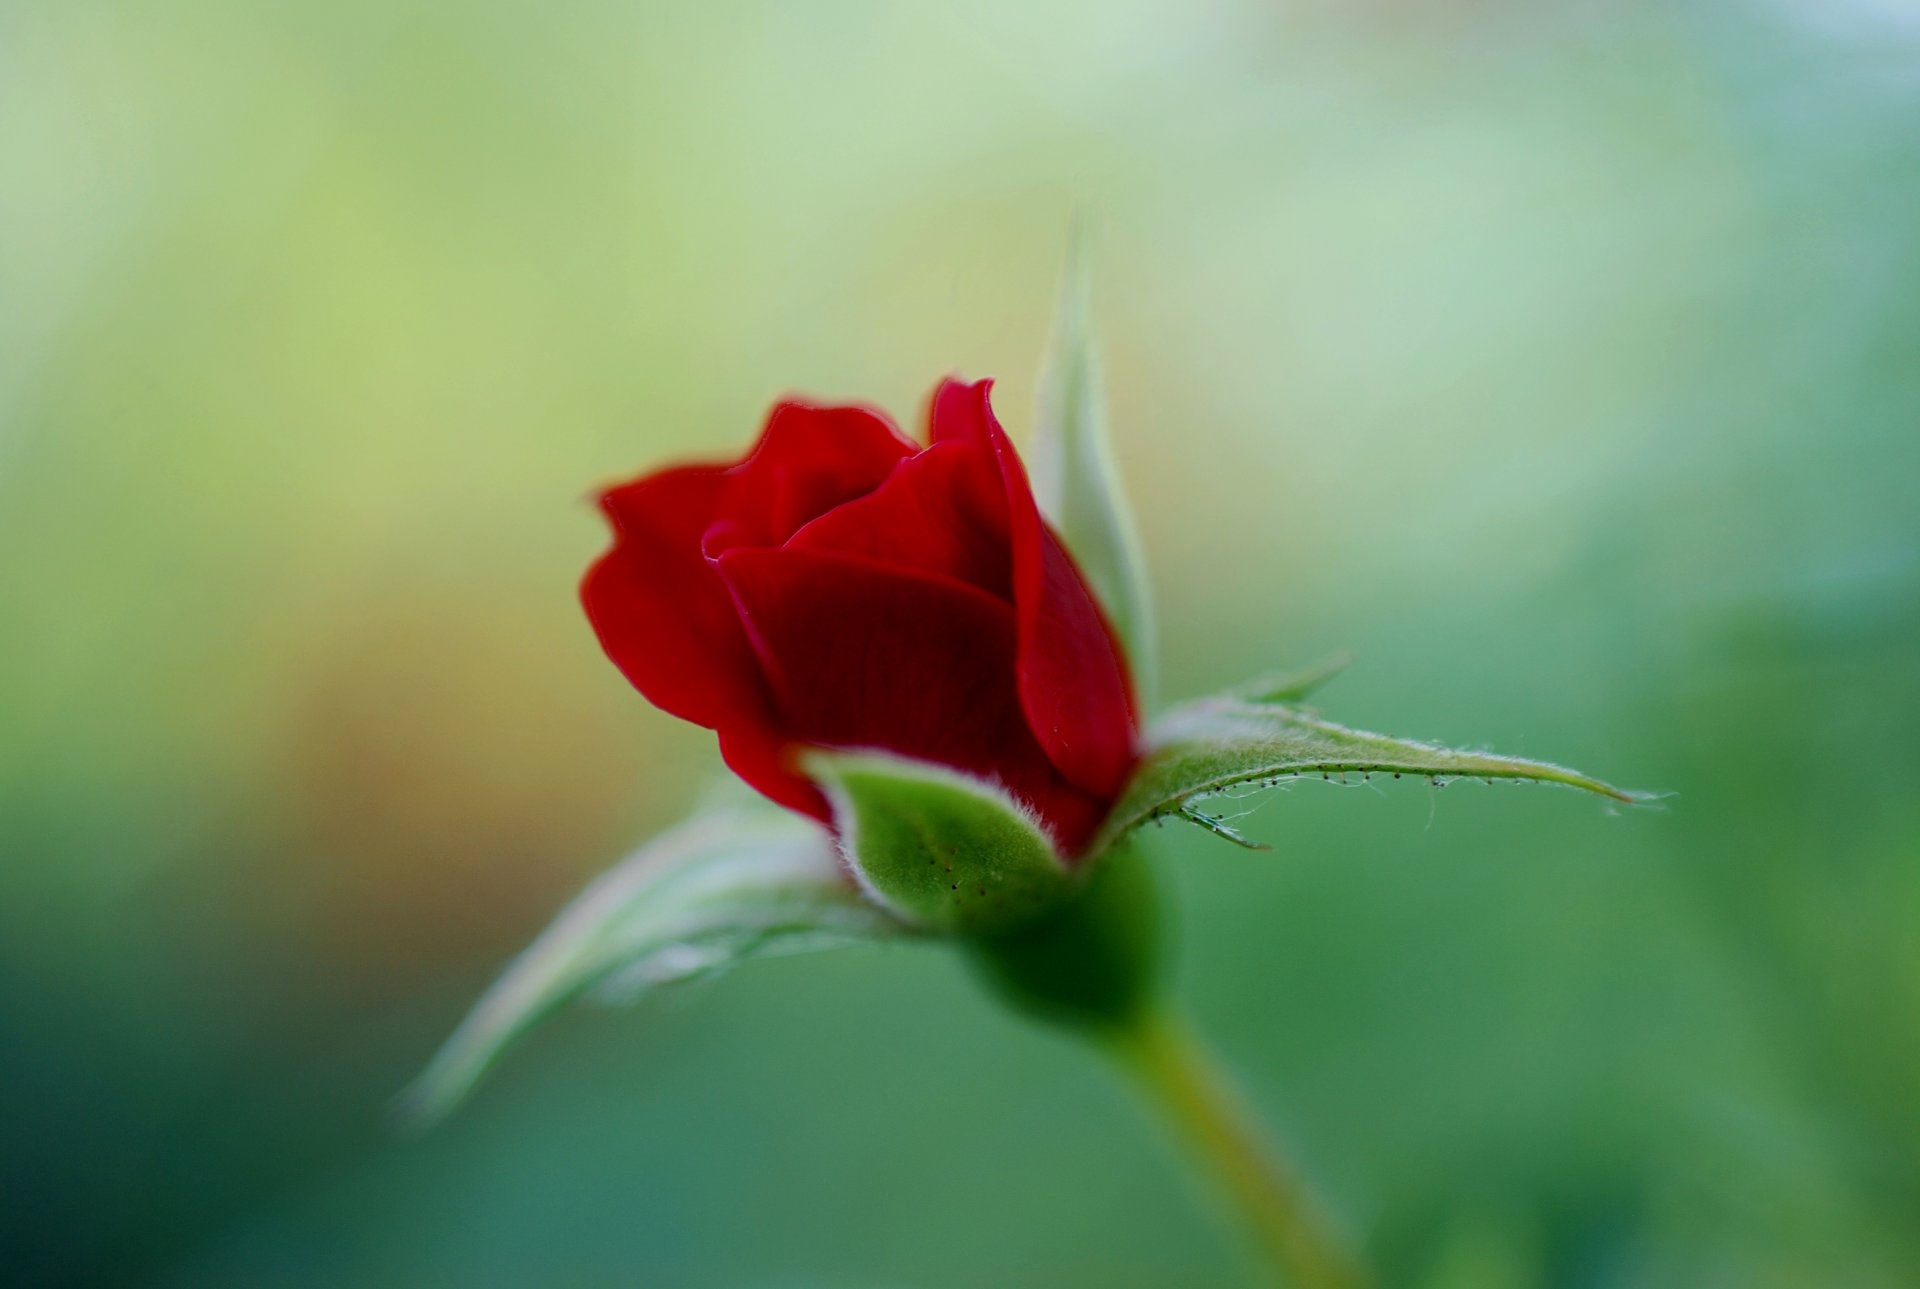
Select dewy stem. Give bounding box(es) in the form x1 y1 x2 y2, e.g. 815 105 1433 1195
1105 1007 1367 1289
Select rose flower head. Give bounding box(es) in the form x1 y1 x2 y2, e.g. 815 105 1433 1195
582 377 1140 862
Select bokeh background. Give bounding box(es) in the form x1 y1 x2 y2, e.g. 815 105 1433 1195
5 0 1919 1285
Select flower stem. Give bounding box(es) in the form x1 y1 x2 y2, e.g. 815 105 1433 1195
1105 1007 1367 1289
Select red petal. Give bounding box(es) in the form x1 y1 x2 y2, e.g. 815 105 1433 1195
718 724 830 824
715 546 1105 851
583 465 770 731
927 378 1139 800
928 375 993 447
784 440 1012 600
714 401 919 552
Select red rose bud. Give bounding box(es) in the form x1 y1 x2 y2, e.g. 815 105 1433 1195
581 377 1141 859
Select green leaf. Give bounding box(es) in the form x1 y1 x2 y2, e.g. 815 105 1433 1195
1030 224 1157 708
808 750 1079 935
1095 696 1652 852
398 800 899 1127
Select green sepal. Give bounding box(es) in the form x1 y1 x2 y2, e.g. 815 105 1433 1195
398 798 899 1127
1030 226 1157 708
1095 693 1652 853
807 750 1079 935
1227 652 1351 705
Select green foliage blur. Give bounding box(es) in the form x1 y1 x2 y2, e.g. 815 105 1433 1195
3 1 1917 1285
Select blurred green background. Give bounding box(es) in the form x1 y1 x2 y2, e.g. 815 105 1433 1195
4 0 1918 1285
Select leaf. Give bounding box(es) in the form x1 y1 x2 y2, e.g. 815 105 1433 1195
1095 696 1652 852
1030 223 1157 708
808 750 1080 934
398 801 900 1127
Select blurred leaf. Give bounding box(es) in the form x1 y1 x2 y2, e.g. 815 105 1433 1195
1030 225 1157 708
808 750 1078 934
399 800 901 1127
1096 695 1650 851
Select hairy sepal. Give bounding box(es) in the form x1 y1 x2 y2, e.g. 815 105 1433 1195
1095 693 1652 853
807 750 1079 935
399 798 898 1127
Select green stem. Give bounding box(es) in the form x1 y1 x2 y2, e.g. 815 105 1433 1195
1105 1007 1367 1289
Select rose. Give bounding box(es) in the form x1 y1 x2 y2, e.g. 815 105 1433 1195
581 377 1141 857
425 298 1636 1289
